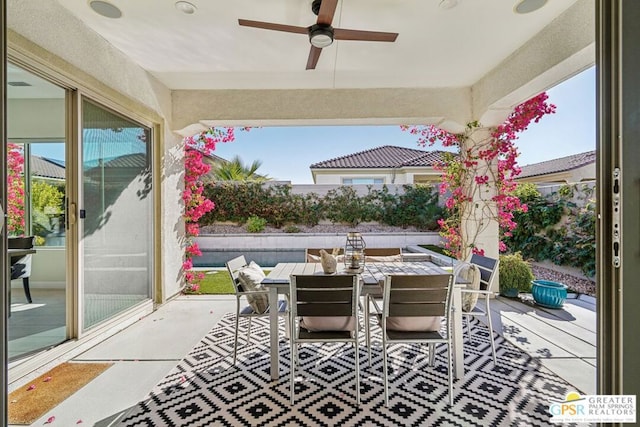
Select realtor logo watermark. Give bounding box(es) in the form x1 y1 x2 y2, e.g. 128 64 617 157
549 392 636 423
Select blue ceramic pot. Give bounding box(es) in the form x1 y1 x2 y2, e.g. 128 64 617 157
531 280 568 309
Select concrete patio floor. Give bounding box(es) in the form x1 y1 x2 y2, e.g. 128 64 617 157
491 293 596 395
7 293 596 426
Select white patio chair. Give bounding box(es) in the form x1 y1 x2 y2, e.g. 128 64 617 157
458 254 499 365
225 255 288 365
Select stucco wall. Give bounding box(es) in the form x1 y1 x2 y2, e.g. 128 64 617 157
517 163 596 184
312 168 439 185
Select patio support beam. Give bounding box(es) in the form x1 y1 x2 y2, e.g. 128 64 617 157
171 87 472 135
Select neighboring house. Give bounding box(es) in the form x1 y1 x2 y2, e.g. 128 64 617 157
30 155 65 183
310 145 449 185
517 150 595 184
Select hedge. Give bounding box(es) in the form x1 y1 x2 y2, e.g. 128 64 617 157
201 182 443 231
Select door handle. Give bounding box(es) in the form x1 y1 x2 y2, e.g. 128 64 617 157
68 202 77 227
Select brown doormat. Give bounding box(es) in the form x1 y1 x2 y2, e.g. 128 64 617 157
8 362 113 425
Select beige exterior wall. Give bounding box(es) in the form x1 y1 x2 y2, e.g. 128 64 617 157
517 163 595 184
312 167 439 185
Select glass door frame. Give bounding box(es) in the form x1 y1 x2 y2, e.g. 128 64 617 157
75 94 155 336
4 60 74 359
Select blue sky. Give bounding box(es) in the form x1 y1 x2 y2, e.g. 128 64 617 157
214 66 596 184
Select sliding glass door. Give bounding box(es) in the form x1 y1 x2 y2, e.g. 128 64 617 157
80 99 152 330
6 64 68 360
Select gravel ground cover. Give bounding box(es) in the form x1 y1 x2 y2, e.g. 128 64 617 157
531 264 595 296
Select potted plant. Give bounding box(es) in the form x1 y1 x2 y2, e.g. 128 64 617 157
498 253 534 297
531 280 568 308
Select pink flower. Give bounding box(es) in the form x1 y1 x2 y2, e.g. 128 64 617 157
474 175 489 185
185 243 202 257
402 93 554 258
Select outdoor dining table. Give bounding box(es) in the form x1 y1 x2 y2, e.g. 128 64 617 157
261 261 466 381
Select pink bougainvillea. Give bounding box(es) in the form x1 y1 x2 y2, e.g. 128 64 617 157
7 143 25 235
182 127 249 293
402 93 555 259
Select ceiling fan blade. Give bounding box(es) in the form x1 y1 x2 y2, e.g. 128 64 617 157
317 0 338 26
238 19 308 35
334 28 398 42
306 46 323 70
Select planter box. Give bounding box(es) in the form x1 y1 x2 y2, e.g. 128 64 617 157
531 280 568 309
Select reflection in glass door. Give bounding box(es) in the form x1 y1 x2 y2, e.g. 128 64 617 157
6 63 68 360
81 99 152 330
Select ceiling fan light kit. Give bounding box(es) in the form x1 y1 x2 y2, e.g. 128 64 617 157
309 24 334 48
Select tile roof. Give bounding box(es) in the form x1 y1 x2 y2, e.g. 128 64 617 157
519 150 595 178
31 155 65 180
310 145 448 169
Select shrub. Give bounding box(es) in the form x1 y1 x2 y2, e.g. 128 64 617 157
284 225 301 233
201 182 443 231
246 215 267 233
499 252 534 296
323 186 370 226
505 183 595 277
384 185 443 230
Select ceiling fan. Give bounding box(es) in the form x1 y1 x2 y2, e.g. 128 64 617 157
239 0 399 70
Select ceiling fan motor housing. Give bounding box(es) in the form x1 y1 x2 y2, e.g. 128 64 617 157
311 0 322 16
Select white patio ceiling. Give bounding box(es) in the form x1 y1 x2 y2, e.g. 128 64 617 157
54 0 579 91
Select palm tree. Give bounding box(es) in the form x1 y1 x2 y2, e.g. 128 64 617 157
212 155 271 182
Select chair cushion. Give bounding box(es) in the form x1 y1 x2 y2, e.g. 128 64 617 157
385 316 442 332
459 263 481 312
300 316 356 332
237 261 269 314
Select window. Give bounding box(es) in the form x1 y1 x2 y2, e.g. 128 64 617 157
6 140 66 246
342 178 384 185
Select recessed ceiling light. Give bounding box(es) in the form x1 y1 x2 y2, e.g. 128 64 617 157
89 1 122 19
439 0 458 10
514 0 548 14
175 1 197 15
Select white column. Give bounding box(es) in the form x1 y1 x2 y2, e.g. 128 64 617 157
459 127 499 288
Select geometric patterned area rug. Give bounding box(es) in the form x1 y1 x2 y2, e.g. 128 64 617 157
117 314 582 426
